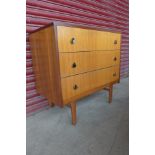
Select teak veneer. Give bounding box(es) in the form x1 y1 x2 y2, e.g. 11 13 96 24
29 21 121 125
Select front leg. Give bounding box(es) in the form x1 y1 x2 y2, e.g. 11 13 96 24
70 102 77 125
108 85 113 103
50 102 55 107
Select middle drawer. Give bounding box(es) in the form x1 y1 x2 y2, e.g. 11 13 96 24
59 50 120 77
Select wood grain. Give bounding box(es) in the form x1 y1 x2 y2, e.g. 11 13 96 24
57 26 121 52
29 26 63 106
70 102 76 125
61 65 119 103
108 85 113 103
63 80 119 105
59 50 120 77
29 22 121 125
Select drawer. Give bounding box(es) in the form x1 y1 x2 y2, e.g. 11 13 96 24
59 50 120 77
61 66 119 103
90 29 121 51
57 26 121 52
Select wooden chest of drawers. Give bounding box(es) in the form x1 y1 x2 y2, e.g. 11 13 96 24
29 22 121 125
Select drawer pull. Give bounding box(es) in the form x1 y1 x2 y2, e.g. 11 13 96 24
114 40 117 44
71 37 76 44
72 62 77 68
73 84 78 90
113 57 117 61
113 73 117 77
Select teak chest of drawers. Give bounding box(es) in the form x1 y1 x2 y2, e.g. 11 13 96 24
29 22 121 125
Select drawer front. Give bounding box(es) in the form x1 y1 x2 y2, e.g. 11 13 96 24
57 26 121 52
91 29 121 51
59 50 120 77
61 66 119 103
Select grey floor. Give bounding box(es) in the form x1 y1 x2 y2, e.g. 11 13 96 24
27 78 129 155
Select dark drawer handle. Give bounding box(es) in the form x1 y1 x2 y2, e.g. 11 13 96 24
72 62 77 68
113 57 117 61
114 40 117 44
73 84 78 90
71 37 76 44
113 73 116 77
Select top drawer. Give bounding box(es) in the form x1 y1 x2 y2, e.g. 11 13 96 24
57 26 121 52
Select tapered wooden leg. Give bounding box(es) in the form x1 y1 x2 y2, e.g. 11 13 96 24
70 102 76 125
50 102 55 107
109 85 113 103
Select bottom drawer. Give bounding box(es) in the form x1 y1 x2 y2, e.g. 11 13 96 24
61 65 119 103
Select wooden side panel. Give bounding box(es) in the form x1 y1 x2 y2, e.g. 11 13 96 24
57 26 121 52
61 65 119 104
59 50 120 77
29 26 62 106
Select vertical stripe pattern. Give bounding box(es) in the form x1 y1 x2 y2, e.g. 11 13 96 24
26 0 129 114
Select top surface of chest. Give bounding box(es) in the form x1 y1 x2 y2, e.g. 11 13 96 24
57 26 121 52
